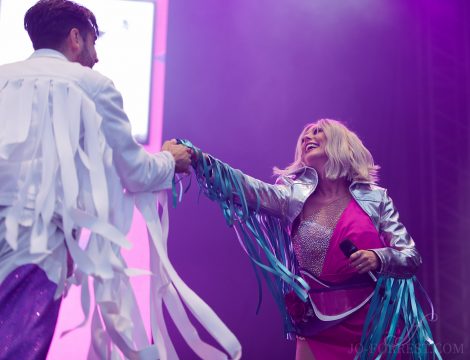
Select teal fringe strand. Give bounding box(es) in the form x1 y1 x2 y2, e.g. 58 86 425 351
174 139 309 334
357 276 442 360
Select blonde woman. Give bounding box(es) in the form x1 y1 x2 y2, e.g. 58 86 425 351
272 119 420 359
185 119 436 359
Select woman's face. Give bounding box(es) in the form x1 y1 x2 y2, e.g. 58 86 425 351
301 125 328 168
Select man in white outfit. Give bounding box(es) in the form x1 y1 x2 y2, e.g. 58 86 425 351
0 0 193 358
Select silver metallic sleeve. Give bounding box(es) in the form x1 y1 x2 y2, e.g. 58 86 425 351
233 169 292 219
371 190 422 278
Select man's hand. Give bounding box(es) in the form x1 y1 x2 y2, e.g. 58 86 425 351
349 250 380 274
162 139 192 174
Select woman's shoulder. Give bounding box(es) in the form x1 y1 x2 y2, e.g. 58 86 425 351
351 181 386 192
275 167 318 184
274 175 294 186
350 182 388 202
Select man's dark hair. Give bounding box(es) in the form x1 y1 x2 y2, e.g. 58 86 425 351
24 0 99 50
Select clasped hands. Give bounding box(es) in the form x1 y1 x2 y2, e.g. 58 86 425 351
162 139 193 174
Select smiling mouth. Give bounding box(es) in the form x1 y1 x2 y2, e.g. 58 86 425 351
305 143 319 152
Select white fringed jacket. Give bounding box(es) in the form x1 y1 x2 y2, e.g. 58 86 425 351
0 49 240 360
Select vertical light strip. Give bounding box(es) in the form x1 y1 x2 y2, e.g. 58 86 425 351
146 0 169 153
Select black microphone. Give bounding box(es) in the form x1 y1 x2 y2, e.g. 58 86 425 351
340 239 377 282
339 239 358 258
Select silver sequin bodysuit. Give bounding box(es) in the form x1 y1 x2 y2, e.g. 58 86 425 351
292 196 351 276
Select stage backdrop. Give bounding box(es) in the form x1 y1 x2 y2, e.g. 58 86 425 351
162 0 469 359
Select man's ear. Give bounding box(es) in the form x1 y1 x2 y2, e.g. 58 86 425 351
62 28 82 62
68 28 82 51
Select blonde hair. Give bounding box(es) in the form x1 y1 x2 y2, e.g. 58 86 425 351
274 119 379 183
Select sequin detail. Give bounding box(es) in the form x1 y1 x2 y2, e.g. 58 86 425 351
0 264 61 359
292 196 351 276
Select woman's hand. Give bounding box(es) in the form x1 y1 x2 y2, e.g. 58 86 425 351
350 250 380 274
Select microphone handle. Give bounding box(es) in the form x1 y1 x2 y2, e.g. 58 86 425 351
367 271 377 282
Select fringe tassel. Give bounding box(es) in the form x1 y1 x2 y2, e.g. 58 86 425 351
357 276 442 360
174 140 309 334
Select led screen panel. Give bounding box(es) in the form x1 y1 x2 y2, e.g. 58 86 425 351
0 0 155 143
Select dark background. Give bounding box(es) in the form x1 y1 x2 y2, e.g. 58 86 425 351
162 0 470 358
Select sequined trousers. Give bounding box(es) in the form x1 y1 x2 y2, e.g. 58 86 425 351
0 264 61 360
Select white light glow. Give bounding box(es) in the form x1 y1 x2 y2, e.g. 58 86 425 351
0 0 154 142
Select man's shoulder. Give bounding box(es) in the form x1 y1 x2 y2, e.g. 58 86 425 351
0 56 111 98
66 61 111 94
